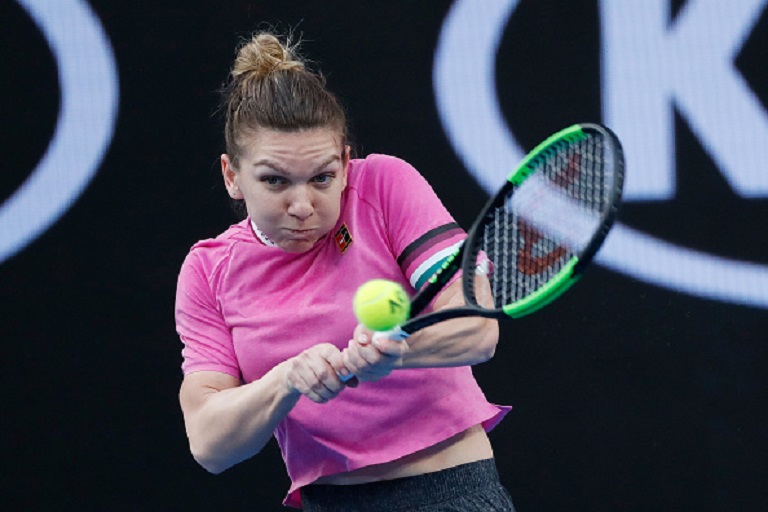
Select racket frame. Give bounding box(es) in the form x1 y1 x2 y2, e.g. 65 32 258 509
399 122 624 335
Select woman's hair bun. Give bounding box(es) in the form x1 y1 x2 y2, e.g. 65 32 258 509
232 33 304 79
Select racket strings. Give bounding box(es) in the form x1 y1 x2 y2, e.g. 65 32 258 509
473 134 614 308
478 208 568 306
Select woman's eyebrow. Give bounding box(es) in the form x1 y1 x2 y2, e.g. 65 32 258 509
251 159 289 174
251 154 341 174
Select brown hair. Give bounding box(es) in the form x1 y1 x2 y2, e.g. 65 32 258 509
222 32 349 169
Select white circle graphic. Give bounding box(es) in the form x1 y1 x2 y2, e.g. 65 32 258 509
433 0 768 309
0 0 119 264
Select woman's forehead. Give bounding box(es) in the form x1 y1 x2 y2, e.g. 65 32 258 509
243 128 339 152
240 128 344 170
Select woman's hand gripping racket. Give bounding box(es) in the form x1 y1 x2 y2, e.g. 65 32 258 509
341 123 624 382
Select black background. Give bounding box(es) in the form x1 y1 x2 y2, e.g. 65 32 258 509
3 1 767 510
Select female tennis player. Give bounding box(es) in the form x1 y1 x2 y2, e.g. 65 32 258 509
175 31 515 511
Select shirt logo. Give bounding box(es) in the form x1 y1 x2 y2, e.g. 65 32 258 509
334 224 353 253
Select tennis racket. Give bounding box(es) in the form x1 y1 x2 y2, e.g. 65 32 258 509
341 123 623 380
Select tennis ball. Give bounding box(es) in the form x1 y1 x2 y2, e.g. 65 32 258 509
353 279 410 331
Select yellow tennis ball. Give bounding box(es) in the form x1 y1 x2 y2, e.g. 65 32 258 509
353 279 411 331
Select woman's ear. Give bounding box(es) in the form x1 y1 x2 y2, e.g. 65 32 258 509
221 154 243 199
341 145 351 188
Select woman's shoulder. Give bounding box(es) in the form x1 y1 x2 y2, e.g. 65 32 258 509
350 153 415 174
182 219 253 273
348 153 424 191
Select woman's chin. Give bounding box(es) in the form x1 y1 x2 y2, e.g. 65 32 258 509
277 238 319 253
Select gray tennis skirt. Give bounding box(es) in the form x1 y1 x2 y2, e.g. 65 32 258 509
300 458 515 512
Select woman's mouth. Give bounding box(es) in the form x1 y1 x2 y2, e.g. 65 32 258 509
285 228 316 237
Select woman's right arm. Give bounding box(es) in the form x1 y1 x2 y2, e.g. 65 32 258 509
179 343 348 474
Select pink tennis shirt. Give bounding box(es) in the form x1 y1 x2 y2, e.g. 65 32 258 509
175 154 510 508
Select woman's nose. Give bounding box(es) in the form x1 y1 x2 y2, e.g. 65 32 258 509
286 186 313 220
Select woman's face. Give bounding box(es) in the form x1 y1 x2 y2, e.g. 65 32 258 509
222 128 350 253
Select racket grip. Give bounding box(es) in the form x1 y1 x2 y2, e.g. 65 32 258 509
372 326 410 342
338 327 410 383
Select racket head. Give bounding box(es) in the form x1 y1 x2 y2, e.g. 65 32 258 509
462 123 625 318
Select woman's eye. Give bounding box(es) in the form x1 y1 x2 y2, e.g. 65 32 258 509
313 173 333 185
262 176 286 186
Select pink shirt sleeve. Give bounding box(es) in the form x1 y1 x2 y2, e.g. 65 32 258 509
358 155 466 291
175 246 241 378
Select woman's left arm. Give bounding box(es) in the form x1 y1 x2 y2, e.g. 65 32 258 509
342 273 499 381
400 273 499 367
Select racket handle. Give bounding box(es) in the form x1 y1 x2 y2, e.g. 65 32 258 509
372 326 410 342
338 327 410 383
